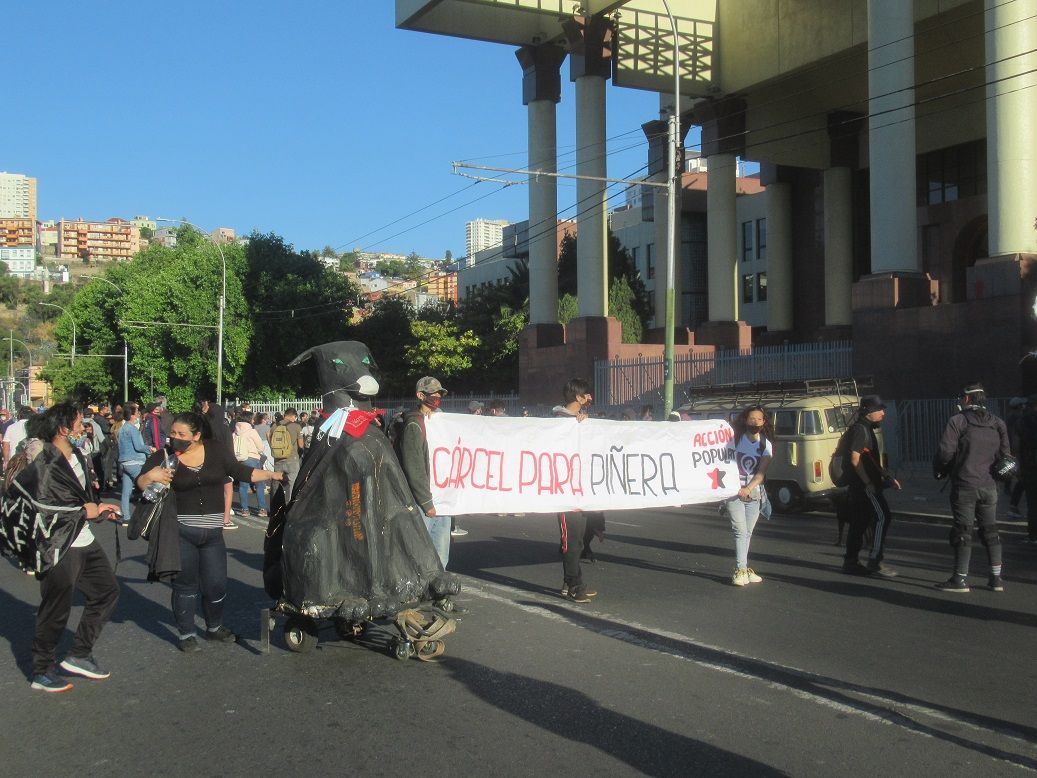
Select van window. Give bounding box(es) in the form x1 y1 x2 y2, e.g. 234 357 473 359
824 405 857 433
800 410 823 435
772 410 798 436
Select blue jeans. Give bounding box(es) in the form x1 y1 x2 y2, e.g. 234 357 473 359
171 524 227 639
419 507 451 569
237 457 267 513
726 491 762 569
120 462 143 522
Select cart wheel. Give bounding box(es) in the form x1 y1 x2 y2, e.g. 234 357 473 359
334 619 363 641
389 638 414 661
418 640 443 659
283 618 318 653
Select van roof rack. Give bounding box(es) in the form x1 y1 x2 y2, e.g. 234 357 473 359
677 376 873 409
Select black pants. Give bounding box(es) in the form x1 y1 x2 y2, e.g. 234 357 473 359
32 541 120 676
949 485 1001 574
558 512 587 587
845 487 892 563
1025 471 1037 540
171 525 227 638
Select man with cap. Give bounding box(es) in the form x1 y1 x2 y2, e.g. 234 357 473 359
841 394 901 577
932 382 1011 592
467 400 484 415
398 377 454 569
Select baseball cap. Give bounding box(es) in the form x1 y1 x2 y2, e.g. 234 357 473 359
416 376 447 395
468 400 484 412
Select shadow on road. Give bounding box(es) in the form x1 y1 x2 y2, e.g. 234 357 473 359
442 656 789 777
529 602 1037 772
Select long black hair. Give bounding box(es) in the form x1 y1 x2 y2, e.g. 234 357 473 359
732 405 773 445
31 402 80 443
172 411 213 440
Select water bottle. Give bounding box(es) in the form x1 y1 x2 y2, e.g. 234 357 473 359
143 451 177 502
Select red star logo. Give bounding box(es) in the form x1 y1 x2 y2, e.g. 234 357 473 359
707 468 727 489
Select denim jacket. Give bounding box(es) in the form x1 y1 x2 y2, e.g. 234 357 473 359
118 422 150 464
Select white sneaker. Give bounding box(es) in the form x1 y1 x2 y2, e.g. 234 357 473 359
732 568 749 586
745 568 763 584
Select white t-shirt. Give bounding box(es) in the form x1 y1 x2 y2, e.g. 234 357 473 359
728 433 773 489
67 453 96 547
4 419 27 454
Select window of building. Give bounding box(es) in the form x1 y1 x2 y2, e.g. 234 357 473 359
741 222 753 262
756 219 767 261
756 272 767 301
742 274 754 304
647 243 654 279
917 141 984 206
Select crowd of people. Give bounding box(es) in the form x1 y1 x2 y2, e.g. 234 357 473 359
0 376 1025 692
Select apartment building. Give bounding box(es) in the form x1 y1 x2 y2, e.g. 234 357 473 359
465 219 509 268
58 217 141 262
0 172 37 222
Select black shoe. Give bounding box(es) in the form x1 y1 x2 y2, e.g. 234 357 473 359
841 561 870 576
178 637 201 653
202 626 237 643
935 575 970 593
988 574 1005 592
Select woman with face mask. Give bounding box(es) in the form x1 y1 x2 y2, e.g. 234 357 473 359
138 412 284 652
726 406 774 587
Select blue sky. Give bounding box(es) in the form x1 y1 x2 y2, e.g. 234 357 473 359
3 1 675 260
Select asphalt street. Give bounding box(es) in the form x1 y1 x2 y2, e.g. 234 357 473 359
1 503 1035 776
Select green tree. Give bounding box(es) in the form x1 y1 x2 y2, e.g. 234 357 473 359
608 275 644 343
340 252 357 273
240 232 360 396
558 293 578 325
139 225 155 240
351 296 417 396
405 319 480 378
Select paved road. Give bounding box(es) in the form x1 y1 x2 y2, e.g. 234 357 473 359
1 504 1034 776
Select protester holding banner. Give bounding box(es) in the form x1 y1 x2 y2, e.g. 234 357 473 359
726 406 773 587
553 378 600 603
399 376 453 568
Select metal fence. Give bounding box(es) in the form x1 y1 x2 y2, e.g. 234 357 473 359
595 341 854 407
891 397 1011 466
238 393 527 417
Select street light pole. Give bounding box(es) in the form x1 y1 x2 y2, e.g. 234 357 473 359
155 218 226 405
661 0 681 417
39 302 76 365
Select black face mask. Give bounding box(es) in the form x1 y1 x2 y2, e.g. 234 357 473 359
169 438 192 454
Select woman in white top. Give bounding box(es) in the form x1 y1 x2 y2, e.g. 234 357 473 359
232 412 269 517
726 406 773 586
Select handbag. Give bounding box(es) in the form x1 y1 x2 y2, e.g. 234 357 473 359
127 489 168 541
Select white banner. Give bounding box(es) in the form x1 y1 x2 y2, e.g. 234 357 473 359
425 413 739 515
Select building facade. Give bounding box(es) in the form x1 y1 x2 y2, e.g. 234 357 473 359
0 172 37 222
465 218 510 267
58 218 141 262
0 246 36 276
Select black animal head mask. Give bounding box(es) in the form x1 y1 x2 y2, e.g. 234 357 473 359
288 341 380 413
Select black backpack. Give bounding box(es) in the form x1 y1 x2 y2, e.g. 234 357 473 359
828 423 859 487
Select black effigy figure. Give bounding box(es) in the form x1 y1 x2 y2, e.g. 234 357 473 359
263 341 459 624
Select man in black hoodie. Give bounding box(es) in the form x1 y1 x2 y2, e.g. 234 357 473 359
933 382 1011 592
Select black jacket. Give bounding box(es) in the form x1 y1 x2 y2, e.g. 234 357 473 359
934 407 1011 488
34 443 95 573
145 490 181 582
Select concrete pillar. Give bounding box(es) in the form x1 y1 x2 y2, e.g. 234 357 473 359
867 0 918 272
653 186 671 326
575 74 608 317
642 118 670 328
985 0 1037 256
765 181 793 331
565 14 613 319
517 44 567 326
706 153 738 322
824 167 853 325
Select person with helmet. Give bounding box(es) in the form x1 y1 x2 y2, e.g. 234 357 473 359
932 382 1012 592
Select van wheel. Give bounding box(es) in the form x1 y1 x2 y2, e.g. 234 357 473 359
768 482 801 513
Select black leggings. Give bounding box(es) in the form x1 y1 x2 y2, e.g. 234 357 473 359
171 524 227 638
